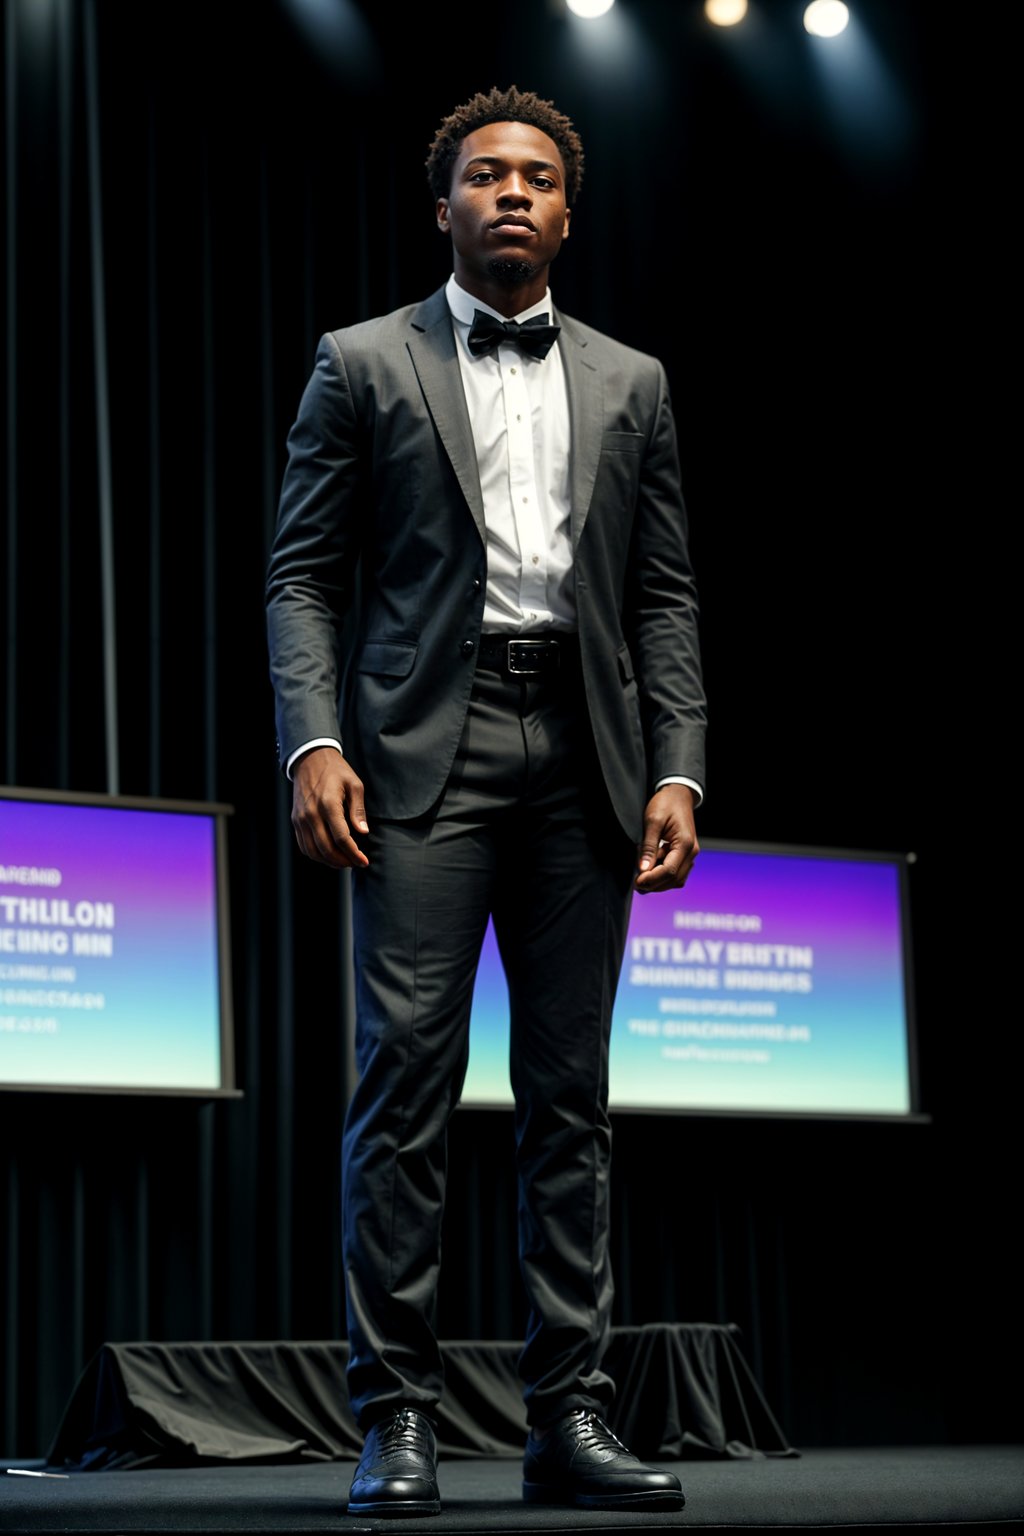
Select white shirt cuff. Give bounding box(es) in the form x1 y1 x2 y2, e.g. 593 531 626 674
286 738 343 781
654 775 703 808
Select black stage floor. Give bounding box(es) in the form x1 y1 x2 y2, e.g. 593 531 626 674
2 1445 1023 1534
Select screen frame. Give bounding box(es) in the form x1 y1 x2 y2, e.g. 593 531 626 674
458 836 928 1124
0 783 242 1100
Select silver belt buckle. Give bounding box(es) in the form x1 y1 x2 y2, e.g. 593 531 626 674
507 640 556 675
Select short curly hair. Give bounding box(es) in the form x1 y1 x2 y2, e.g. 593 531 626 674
425 86 585 206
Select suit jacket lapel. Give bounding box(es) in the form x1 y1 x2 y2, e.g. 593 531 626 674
557 312 604 551
406 288 486 543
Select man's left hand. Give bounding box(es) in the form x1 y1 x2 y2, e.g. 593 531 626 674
634 784 699 893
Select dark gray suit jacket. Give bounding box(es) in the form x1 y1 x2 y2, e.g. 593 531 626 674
266 285 706 844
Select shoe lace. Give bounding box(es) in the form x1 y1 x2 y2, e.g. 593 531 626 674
569 1410 629 1455
377 1409 431 1463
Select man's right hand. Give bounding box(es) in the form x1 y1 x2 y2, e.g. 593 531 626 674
290 747 370 869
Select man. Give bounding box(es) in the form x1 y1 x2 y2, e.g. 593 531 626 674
266 86 707 1517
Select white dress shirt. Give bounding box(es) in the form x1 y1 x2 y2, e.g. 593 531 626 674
445 275 574 632
286 278 702 806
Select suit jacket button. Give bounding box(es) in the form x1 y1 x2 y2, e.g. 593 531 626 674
460 639 475 656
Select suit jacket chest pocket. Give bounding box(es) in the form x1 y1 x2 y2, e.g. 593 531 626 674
598 431 644 497
591 432 644 565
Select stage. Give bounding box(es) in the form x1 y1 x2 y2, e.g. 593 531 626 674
2 1332 1021 1533
3 1444 1023 1532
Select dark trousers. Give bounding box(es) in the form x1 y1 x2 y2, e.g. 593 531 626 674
342 645 636 1431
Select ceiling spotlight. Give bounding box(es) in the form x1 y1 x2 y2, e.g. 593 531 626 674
705 0 748 25
803 1 850 36
566 0 615 15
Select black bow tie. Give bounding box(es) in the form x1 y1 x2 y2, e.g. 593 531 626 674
467 309 561 361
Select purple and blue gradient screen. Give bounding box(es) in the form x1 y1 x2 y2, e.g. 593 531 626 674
463 846 913 1115
1 798 225 1091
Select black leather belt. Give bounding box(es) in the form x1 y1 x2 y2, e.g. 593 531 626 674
475 632 578 677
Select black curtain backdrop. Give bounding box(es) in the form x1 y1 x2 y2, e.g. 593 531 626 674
1 0 1014 1464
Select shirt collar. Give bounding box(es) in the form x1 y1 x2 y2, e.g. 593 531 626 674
445 273 554 329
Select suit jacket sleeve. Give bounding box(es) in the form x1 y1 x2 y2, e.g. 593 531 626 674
265 333 364 771
626 359 707 794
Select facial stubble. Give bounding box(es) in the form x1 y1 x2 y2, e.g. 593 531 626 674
486 257 537 286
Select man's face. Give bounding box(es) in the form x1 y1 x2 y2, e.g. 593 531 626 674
436 120 571 294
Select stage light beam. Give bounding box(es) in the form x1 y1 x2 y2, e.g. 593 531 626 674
280 0 377 82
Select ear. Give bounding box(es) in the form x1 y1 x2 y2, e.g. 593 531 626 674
562 207 571 241
436 198 451 233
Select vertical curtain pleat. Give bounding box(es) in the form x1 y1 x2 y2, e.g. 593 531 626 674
5 0 19 787
4 1164 19 1445
146 92 162 799
83 0 117 797
57 0 73 787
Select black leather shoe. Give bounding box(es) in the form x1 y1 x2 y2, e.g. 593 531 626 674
347 1407 441 1517
522 1409 685 1511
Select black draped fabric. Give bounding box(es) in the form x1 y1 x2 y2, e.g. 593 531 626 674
45 1326 797 1471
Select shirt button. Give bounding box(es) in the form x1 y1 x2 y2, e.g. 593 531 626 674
531 554 540 565
510 367 517 375
460 639 475 657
